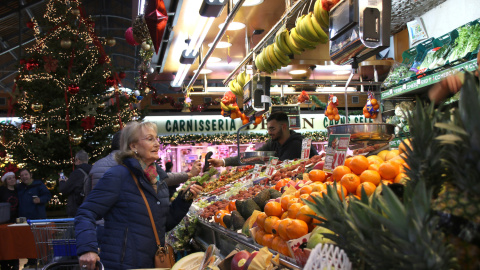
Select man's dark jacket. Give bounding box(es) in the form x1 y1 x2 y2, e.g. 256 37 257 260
59 163 92 217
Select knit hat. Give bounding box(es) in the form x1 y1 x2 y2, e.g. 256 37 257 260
1 172 15 182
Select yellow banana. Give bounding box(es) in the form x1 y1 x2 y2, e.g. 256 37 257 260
286 30 304 55
259 50 274 73
266 45 282 69
221 101 230 111
310 13 328 44
255 53 266 72
276 30 292 55
229 80 236 92
273 43 291 66
232 80 241 96
237 71 245 87
297 14 321 42
314 0 329 29
235 81 243 97
291 28 318 49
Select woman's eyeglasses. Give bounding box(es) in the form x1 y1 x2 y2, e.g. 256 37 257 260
142 136 160 144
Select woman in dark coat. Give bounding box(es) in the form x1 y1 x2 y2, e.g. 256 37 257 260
75 122 202 270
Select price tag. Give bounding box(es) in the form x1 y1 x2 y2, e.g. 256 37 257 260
265 157 279 176
253 164 261 173
323 134 351 173
301 138 312 160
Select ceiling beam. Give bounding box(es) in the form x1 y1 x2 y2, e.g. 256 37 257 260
0 0 44 22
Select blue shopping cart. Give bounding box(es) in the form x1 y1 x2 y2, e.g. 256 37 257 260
28 218 78 269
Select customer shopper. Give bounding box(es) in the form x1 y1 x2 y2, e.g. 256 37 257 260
75 121 202 270
0 172 19 270
209 111 318 167
17 168 51 219
429 52 480 103
59 150 92 217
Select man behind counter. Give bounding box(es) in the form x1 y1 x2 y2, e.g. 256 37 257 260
209 111 318 167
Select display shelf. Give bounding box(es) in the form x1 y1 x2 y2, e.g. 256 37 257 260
194 219 302 270
381 59 478 99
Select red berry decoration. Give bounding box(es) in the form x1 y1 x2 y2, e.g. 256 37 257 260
118 72 126 79
68 84 80 94
26 20 34 29
106 76 116 87
21 122 32 130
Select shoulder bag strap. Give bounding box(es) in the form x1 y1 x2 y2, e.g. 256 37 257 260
123 165 161 247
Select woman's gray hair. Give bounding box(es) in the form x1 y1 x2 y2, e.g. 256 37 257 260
115 121 158 164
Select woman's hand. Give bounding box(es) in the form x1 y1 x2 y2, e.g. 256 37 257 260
187 184 203 199
79 252 100 270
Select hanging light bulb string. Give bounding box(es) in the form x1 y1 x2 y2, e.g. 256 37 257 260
65 48 76 169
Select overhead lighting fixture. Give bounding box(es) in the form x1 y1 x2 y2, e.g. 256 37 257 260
233 0 264 6
208 41 232 48
332 70 352 75
289 70 307 75
137 0 146 15
171 64 192 87
199 0 227 17
218 22 245 31
193 68 213 74
207 57 221 63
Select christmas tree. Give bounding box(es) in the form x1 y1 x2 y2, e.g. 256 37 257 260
1 0 142 179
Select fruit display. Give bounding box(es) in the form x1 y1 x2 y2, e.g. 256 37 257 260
363 92 379 119
202 170 250 194
228 70 249 98
324 94 340 121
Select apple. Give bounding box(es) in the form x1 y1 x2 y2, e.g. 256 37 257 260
231 250 251 270
286 180 296 188
243 251 258 270
313 161 325 170
294 180 305 190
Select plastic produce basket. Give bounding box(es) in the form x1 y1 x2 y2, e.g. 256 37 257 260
303 244 352 270
0 202 10 224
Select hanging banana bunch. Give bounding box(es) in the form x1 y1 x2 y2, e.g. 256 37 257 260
254 0 330 74
228 70 250 98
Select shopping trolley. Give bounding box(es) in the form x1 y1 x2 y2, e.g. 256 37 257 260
28 218 78 269
42 260 103 270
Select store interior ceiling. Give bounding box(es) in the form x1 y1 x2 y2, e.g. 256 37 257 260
0 0 447 95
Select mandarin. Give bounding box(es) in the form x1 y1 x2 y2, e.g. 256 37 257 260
377 150 390 161
296 205 316 223
309 169 326 182
367 155 384 165
307 192 324 203
264 216 280 234
271 219 281 236
394 173 408 183
340 173 361 194
281 211 289 220
281 195 295 211
336 184 348 200
379 161 400 180
255 229 266 245
311 182 327 193
278 219 292 240
332 165 352 181
286 219 309 239
276 237 291 256
264 201 283 217
300 185 313 196
288 203 303 219
368 163 380 171
348 155 369 174
287 198 299 209
359 169 381 186
256 212 268 231
263 233 275 249
299 194 310 203
385 149 400 161
272 236 282 252
356 182 377 197
398 138 412 154
344 157 353 168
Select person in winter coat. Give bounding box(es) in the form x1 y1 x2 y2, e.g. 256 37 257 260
59 150 92 217
0 172 19 270
75 121 203 270
17 168 51 220
209 111 319 167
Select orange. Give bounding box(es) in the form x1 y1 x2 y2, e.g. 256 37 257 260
278 219 292 240
348 155 369 174
344 157 353 168
296 205 316 223
332 165 352 181
367 155 384 165
299 193 310 203
276 237 290 256
256 212 268 231
398 138 412 154
280 211 289 220
394 173 408 183
255 229 266 245
340 173 361 194
286 219 309 240
356 182 377 197
264 201 283 217
214 210 229 224
275 179 289 191
271 219 281 236
370 98 378 105
309 170 326 182
264 216 280 234
368 163 380 171
377 150 390 161
272 236 282 252
311 182 327 193
336 184 348 200
281 195 295 211
334 114 340 121
294 190 301 198
385 149 400 161
307 192 324 203
300 185 313 195
226 200 236 212
287 198 299 209
359 170 381 186
288 203 303 219
381 180 393 185
262 233 275 249
379 161 400 180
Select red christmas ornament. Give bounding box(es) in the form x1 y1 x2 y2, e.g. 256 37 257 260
19 59 26 66
26 59 39 71
106 76 117 87
81 116 96 130
20 122 32 130
118 72 126 79
26 20 34 29
144 0 168 54
4 163 18 173
68 84 80 94
98 55 109 64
